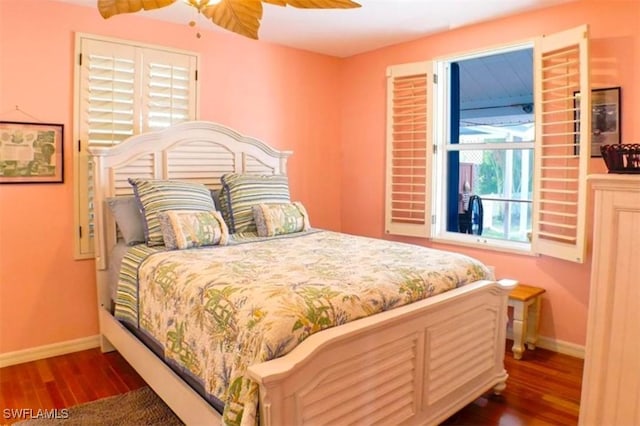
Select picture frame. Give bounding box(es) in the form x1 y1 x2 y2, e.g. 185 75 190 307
574 87 621 157
0 121 64 184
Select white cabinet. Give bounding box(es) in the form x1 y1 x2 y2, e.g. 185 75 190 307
579 175 640 426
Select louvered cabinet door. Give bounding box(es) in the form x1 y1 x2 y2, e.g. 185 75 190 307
579 175 640 426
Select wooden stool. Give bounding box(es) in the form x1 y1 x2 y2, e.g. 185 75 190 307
508 284 545 360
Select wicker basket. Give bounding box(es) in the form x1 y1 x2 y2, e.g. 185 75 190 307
600 144 640 174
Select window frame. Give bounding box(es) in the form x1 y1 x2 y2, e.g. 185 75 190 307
431 41 536 254
73 33 200 259
385 25 591 263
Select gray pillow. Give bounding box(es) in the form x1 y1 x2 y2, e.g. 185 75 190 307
211 189 222 212
106 196 145 246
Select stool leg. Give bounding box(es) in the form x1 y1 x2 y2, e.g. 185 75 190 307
512 302 527 360
526 297 541 350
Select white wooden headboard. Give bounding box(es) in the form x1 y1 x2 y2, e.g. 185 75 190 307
90 121 292 308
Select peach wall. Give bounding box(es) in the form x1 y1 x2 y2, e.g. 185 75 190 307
339 0 640 346
0 0 343 354
1 0 637 355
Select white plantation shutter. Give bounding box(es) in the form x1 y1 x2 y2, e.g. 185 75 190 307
82 40 137 147
142 49 197 130
385 62 433 237
533 25 590 263
74 35 198 258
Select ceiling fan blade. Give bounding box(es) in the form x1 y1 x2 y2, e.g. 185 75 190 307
97 0 177 19
202 0 263 40
262 0 361 8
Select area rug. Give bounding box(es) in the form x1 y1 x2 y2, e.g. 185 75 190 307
17 387 184 426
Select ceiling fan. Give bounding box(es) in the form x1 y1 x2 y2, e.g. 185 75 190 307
97 0 361 40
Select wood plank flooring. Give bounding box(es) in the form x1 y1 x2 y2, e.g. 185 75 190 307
444 342 583 425
0 349 147 424
0 341 582 425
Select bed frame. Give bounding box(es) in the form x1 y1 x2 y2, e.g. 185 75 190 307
91 120 516 425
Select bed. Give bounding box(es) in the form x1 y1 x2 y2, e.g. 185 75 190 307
91 120 516 426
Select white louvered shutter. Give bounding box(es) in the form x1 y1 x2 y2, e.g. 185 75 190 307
76 39 138 256
74 35 198 258
141 49 197 131
385 62 433 237
532 25 590 263
80 39 138 148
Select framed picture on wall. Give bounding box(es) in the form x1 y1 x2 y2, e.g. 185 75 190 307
0 121 64 183
574 87 621 157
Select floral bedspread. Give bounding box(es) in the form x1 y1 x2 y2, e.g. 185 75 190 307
115 230 491 426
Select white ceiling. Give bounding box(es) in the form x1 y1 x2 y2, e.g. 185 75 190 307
58 0 573 57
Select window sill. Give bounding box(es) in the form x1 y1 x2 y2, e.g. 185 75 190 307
430 233 538 257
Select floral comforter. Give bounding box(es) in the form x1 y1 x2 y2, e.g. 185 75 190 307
114 230 491 426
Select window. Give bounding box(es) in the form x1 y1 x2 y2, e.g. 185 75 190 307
73 34 199 258
433 45 535 253
385 25 590 263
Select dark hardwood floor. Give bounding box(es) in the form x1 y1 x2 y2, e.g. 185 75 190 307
0 340 582 425
0 349 147 424
444 342 583 425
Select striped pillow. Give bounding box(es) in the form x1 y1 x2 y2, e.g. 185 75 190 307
129 178 216 246
219 173 290 233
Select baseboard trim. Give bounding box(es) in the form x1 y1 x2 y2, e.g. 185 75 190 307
0 332 585 367
506 330 585 359
535 336 585 359
0 335 101 368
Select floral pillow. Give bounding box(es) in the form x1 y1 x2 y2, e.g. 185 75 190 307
158 210 229 250
252 202 311 237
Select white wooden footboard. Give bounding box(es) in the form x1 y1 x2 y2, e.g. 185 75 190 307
100 278 514 426
249 279 516 426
